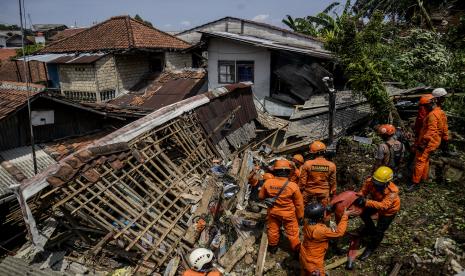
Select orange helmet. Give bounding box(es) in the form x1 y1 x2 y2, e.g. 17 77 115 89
310 141 326 154
419 94 434 105
377 124 396 136
263 173 274 180
292 154 304 164
273 159 292 170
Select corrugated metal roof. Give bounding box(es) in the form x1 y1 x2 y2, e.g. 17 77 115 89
0 256 69 276
48 53 106 64
201 31 333 59
0 145 57 179
0 164 18 198
14 53 68 63
110 69 206 110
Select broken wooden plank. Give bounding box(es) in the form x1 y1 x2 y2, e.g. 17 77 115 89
219 235 256 273
235 150 253 210
388 262 402 276
183 178 218 246
163 256 180 276
255 232 268 276
325 248 364 270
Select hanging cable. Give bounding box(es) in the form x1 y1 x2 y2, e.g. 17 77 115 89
19 0 38 174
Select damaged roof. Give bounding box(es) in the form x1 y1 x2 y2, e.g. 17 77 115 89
109 69 207 110
0 82 45 121
40 16 191 53
48 27 87 41
201 31 332 59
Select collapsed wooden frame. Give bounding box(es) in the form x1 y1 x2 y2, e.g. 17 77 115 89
46 113 216 271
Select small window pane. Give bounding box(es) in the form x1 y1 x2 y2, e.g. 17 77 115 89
218 61 235 84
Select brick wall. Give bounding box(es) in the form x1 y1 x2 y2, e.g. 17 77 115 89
165 52 192 70
95 55 117 91
59 64 97 92
115 55 149 90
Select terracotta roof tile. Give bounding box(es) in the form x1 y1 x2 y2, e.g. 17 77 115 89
0 84 43 120
0 49 17 61
48 27 87 42
41 16 190 53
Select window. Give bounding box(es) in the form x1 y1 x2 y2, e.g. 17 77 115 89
218 61 235 84
218 60 255 84
237 61 254 82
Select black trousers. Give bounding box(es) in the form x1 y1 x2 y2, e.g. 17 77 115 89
360 208 396 250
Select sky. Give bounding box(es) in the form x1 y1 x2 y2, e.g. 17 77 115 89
0 0 336 32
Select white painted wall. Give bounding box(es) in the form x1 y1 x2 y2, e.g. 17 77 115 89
208 37 270 100
177 17 324 50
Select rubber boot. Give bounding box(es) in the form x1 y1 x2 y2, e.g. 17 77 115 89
268 245 278 254
405 182 419 193
345 258 355 270
359 247 374 261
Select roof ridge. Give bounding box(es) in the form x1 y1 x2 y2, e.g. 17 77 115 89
39 16 127 53
125 16 135 48
128 17 191 46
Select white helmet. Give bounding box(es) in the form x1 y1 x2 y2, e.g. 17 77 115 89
432 88 447 98
188 248 214 271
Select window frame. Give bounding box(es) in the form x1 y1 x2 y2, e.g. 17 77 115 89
218 60 236 84
236 60 255 83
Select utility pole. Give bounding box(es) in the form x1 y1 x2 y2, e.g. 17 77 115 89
323 76 336 147
19 0 38 174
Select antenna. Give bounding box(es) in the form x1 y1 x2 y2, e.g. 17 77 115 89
19 0 38 174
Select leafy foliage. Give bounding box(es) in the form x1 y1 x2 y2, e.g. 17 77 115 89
15 44 44 57
133 14 153 27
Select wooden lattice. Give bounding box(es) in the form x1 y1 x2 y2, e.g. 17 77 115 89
52 113 216 271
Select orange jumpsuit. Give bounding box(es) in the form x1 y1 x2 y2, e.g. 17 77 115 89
358 178 400 216
412 107 448 184
183 269 222 276
414 105 428 140
259 177 304 251
300 214 349 276
298 157 336 205
290 163 301 183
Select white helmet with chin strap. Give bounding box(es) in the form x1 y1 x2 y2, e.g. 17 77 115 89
188 248 214 271
432 88 447 98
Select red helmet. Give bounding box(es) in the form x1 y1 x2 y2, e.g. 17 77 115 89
377 124 396 136
273 159 292 170
419 94 434 105
310 141 326 154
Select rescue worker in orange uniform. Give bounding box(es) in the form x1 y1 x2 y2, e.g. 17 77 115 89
299 141 336 206
259 159 304 253
414 94 435 139
299 203 355 276
372 124 405 177
290 154 304 183
354 166 400 260
183 248 222 276
408 88 449 192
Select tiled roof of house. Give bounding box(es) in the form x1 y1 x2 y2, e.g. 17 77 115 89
0 49 17 61
40 16 191 53
48 27 87 41
0 82 45 120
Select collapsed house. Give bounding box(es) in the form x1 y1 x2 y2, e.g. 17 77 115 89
14 83 257 273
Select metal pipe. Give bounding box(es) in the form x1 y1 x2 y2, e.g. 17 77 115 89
323 76 336 146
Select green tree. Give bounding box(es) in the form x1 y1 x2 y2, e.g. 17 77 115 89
133 14 153 27
15 44 44 57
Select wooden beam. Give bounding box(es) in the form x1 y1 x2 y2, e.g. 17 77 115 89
219 235 256 273
325 248 364 270
255 232 268 276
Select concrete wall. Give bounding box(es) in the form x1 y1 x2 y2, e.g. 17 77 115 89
208 38 270 99
165 52 192 70
96 55 117 92
177 17 324 50
115 54 150 90
59 64 97 92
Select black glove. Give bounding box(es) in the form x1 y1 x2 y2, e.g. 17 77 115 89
326 204 335 213
354 196 366 207
441 140 449 153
